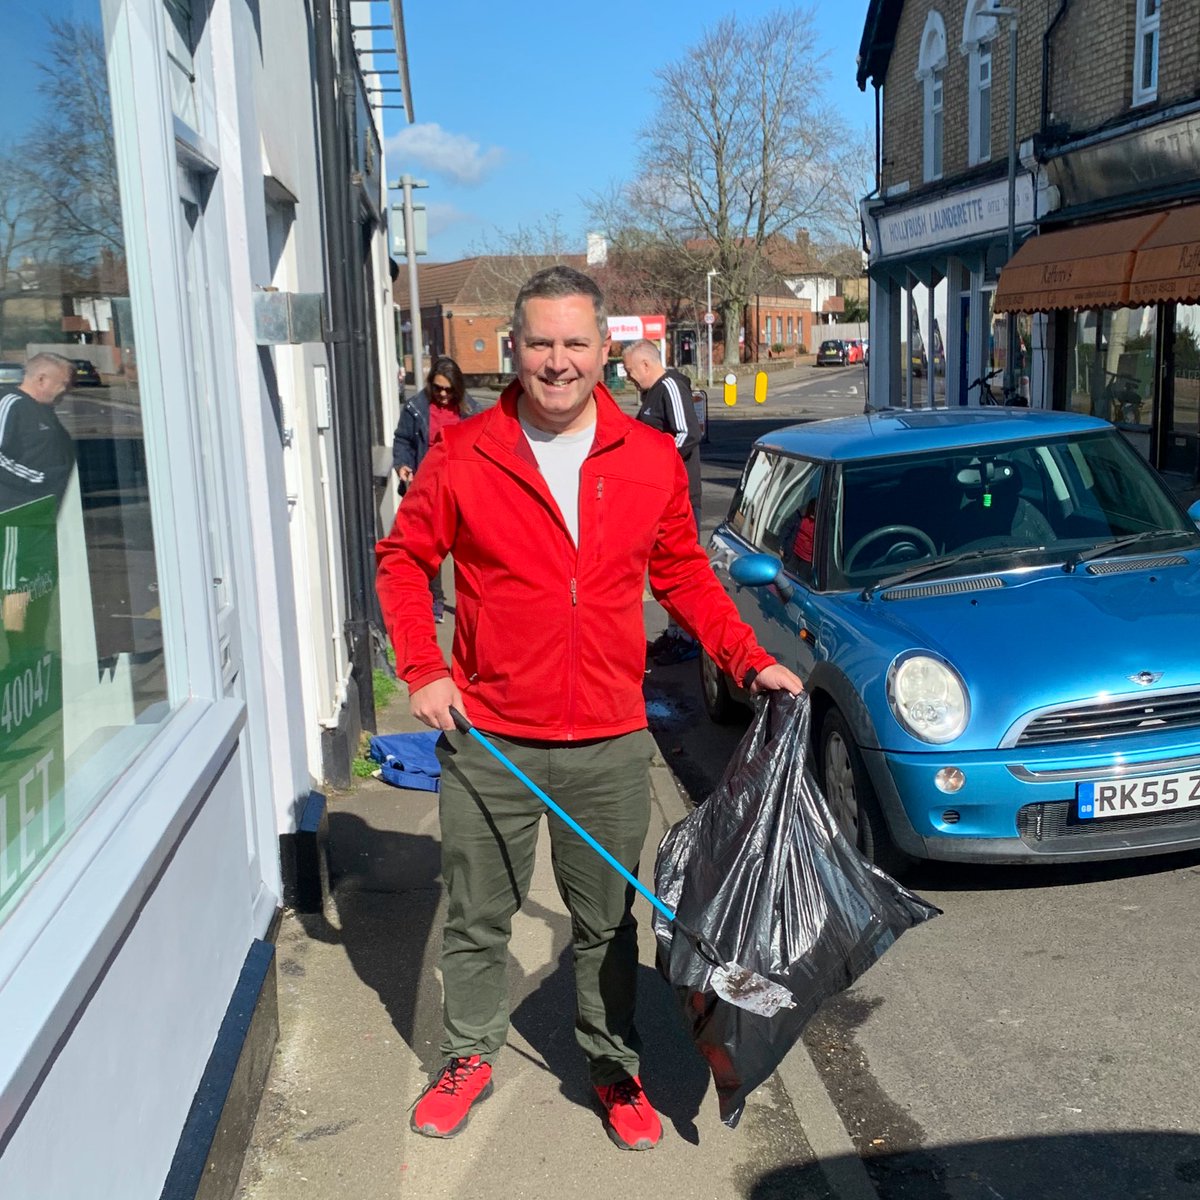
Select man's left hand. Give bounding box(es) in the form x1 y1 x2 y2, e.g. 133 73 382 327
750 662 804 695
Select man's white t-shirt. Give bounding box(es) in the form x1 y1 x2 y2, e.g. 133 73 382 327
519 416 596 545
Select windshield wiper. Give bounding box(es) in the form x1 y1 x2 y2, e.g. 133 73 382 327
1062 528 1197 573
862 545 1047 601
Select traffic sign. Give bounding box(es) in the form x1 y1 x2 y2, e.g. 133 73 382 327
703 312 716 325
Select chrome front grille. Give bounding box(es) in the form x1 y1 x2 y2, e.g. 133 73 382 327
1017 799 1200 846
1013 688 1200 748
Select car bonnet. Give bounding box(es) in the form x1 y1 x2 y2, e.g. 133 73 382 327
821 558 1200 751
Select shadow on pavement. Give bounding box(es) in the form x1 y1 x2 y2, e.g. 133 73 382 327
750 1131 1200 1200
508 905 713 1145
294 810 445 1069
905 845 1200 894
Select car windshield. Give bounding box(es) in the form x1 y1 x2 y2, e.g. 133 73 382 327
821 342 839 352
829 428 1200 591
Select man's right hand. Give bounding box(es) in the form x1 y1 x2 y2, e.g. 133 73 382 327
410 676 464 731
396 465 414 483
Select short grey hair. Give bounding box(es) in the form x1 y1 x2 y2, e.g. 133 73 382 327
621 339 661 365
511 265 608 342
24 352 74 377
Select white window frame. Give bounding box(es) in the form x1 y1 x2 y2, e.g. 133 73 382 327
1133 0 1160 106
0 0 259 1135
970 42 992 164
916 11 948 183
963 0 999 167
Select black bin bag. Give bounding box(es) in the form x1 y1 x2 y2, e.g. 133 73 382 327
652 690 940 1127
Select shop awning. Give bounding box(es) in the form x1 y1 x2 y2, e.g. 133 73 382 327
1129 203 1200 306
993 212 1167 313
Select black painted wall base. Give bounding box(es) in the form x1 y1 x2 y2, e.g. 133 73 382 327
320 678 361 789
159 939 278 1200
279 790 330 914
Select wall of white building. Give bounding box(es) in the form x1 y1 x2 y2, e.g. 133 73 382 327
0 0 400 1191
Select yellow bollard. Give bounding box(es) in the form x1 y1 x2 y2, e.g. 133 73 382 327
723 372 738 406
754 371 768 404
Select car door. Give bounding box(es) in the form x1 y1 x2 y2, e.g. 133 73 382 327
711 450 823 679
754 456 824 680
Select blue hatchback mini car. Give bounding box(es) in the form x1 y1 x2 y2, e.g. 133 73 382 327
702 408 1200 870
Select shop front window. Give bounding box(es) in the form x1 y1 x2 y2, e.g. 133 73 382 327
1 5 171 923
1065 307 1157 452
906 282 929 409
1173 305 1200 440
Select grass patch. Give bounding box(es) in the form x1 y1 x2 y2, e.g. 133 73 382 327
373 667 399 710
351 756 377 778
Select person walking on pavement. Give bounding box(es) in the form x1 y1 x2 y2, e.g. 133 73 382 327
392 356 473 623
376 266 802 1151
621 339 703 665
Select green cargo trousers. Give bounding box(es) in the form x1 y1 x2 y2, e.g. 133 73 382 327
435 726 656 1086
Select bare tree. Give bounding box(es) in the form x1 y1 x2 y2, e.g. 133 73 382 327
0 153 50 296
21 17 124 268
464 213 584 308
616 8 869 363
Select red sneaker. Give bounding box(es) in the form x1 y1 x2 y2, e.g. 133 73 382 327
594 1076 662 1150
411 1056 493 1138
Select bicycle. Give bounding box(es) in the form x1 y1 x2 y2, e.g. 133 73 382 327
968 367 1028 407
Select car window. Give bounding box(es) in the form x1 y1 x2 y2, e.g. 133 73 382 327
829 429 1197 590
726 448 776 540
758 458 824 584
1055 431 1188 535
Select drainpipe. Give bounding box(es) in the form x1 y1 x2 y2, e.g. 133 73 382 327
1041 0 1071 137
314 0 377 734
874 81 882 192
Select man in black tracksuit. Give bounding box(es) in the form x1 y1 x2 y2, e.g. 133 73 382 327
621 339 703 663
1 353 76 637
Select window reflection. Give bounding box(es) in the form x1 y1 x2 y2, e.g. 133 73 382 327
1066 306 1156 430
1 6 168 921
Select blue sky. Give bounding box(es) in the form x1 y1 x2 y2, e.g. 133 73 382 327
0 2 875 264
379 0 874 261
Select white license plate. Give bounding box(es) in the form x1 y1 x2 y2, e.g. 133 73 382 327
1077 770 1200 819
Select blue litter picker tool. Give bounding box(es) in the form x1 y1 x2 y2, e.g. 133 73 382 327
449 707 796 1018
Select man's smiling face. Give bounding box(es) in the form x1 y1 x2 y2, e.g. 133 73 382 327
514 294 611 435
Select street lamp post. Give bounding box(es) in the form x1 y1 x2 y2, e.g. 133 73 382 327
706 269 719 389
394 173 429 389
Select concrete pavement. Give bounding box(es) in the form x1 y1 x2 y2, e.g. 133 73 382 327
235 608 870 1200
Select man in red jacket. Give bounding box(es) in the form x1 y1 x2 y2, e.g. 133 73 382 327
376 266 801 1151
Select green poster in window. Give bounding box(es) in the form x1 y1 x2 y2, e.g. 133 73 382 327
0 496 65 913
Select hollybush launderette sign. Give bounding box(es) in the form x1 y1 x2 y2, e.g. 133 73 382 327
876 176 1036 260
0 496 65 916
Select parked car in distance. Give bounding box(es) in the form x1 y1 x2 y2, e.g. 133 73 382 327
702 408 1200 871
70 358 103 386
846 339 865 365
0 362 24 386
816 339 849 367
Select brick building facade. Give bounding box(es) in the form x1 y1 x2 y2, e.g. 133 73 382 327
859 0 1200 478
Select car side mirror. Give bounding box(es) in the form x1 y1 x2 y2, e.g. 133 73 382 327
729 553 795 603
1188 499 1200 530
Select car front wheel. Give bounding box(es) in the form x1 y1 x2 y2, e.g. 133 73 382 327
699 647 741 724
819 709 910 877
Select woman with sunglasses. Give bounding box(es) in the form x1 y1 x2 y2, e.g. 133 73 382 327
393 356 472 622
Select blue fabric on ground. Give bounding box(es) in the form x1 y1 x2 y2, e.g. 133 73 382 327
368 730 442 792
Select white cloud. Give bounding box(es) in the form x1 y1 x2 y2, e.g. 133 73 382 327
385 123 505 186
425 202 472 237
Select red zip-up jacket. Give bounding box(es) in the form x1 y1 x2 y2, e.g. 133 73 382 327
375 381 775 741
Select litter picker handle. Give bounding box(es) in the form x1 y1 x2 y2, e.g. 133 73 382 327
447 707 678 923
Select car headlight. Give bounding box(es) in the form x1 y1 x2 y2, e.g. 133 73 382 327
887 652 969 743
